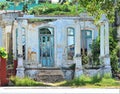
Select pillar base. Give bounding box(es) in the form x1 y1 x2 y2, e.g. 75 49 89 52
74 55 83 78
17 55 24 67
100 56 105 65
16 68 25 78
16 55 24 78
75 68 83 78
104 56 112 76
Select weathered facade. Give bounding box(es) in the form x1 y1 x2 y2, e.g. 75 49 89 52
0 11 111 81
14 16 98 68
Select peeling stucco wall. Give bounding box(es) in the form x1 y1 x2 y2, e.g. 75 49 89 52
13 18 98 68
0 12 20 52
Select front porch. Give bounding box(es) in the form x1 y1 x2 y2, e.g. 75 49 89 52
14 14 111 80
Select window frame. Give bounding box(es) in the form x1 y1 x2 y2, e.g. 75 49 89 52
67 27 75 60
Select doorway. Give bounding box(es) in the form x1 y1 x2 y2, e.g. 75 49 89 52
39 27 54 67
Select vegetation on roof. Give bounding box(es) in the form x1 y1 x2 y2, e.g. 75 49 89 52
28 2 85 16
0 1 9 10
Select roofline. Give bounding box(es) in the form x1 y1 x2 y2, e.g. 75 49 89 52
0 10 22 15
16 15 94 21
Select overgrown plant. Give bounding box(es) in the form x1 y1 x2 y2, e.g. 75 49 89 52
0 47 7 58
10 76 46 86
90 27 119 72
62 74 119 87
82 54 89 65
111 45 120 73
28 3 84 16
90 37 100 66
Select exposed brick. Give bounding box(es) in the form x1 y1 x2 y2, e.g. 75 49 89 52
0 57 8 86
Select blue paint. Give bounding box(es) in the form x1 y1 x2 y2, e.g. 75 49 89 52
7 2 38 10
39 27 54 67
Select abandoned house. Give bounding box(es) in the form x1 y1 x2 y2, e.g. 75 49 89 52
0 11 111 82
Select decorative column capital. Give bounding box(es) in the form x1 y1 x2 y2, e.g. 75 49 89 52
99 14 108 22
99 14 109 26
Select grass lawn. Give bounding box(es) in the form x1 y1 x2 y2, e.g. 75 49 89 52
9 74 120 88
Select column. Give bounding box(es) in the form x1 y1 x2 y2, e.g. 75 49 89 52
74 20 83 77
100 22 105 64
104 21 111 74
16 20 24 78
99 14 111 75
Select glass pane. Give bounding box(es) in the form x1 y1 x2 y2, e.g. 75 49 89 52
67 27 75 60
68 36 74 46
68 28 74 35
48 27 54 35
22 35 25 45
40 28 53 34
43 37 45 42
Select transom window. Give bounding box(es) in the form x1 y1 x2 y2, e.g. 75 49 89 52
39 28 54 35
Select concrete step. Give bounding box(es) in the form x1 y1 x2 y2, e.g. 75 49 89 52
35 68 64 83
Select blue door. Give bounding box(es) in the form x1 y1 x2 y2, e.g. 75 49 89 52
39 27 54 67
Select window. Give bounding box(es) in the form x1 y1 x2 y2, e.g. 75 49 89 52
67 27 75 60
81 30 92 53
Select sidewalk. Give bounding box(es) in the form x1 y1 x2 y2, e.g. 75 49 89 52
0 87 120 94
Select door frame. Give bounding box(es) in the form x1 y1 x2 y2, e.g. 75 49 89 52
38 26 55 67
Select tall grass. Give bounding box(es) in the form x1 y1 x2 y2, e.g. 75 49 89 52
62 74 120 87
10 76 45 86
10 74 120 87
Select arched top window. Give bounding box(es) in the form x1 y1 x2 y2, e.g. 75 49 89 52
39 27 54 35
67 27 75 60
67 27 75 35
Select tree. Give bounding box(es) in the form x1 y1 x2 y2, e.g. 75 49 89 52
71 0 120 23
22 0 35 14
0 1 9 13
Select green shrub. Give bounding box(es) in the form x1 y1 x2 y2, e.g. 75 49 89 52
82 54 89 65
62 74 120 87
0 47 7 58
90 37 100 66
90 27 119 73
111 45 120 73
63 75 92 86
0 1 9 10
95 74 119 86
91 74 102 84
28 3 83 16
